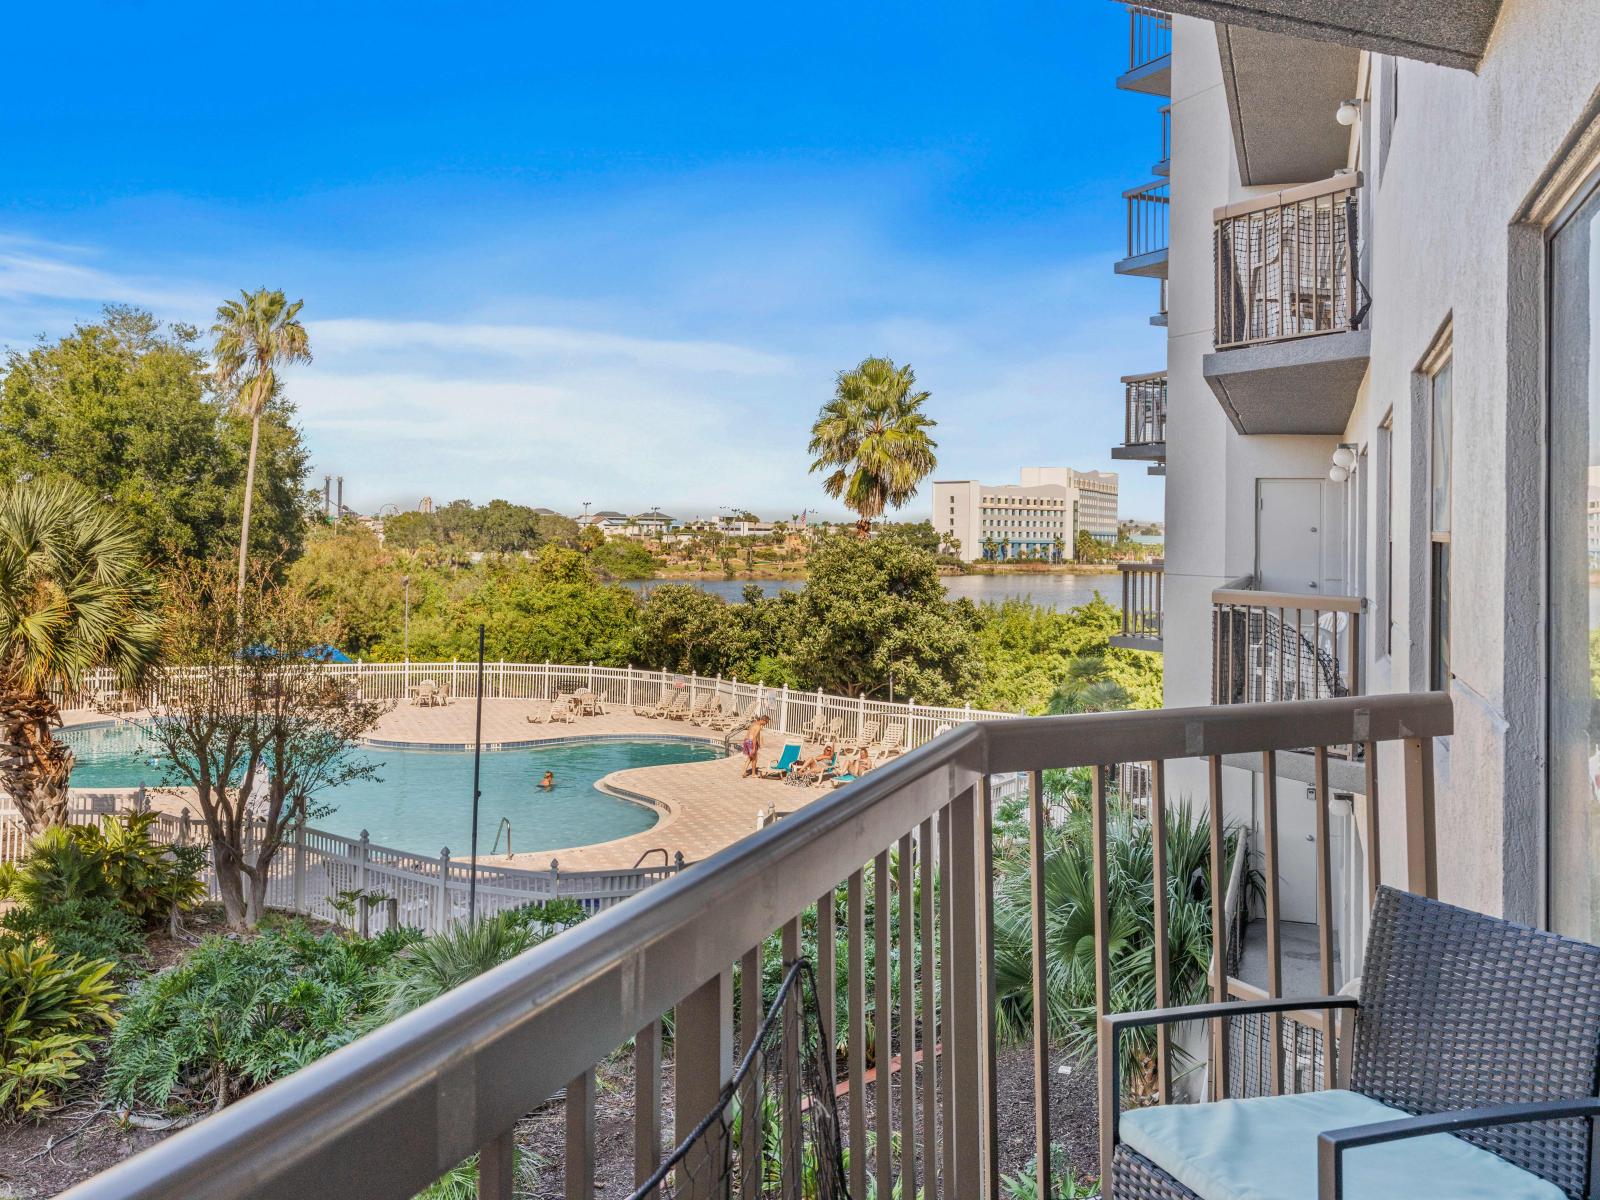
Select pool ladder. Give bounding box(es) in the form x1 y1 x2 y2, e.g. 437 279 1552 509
491 817 513 855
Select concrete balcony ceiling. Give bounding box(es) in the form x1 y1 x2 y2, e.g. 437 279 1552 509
1117 53 1172 96
1217 24 1360 186
1115 247 1169 279
1204 328 1371 434
1152 0 1505 72
1112 441 1167 462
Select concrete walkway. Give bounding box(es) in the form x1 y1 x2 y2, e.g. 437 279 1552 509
64 699 836 873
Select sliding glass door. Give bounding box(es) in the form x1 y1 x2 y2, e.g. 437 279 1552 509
1549 178 1600 939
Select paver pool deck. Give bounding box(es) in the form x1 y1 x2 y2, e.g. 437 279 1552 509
64 698 838 873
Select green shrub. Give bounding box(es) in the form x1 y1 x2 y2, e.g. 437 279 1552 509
12 827 114 909
991 799 1242 1093
0 896 146 965
104 923 416 1113
1000 1144 1096 1200
373 903 588 1026
12 813 206 929
0 941 120 1116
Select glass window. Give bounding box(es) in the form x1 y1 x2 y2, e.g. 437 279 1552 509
1429 359 1453 691
1549 179 1600 939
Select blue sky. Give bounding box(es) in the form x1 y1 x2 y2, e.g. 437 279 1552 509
0 1 1167 522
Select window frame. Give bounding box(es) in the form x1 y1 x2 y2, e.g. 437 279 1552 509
1420 336 1454 694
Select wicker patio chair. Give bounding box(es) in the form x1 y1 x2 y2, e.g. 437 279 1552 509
1103 886 1600 1200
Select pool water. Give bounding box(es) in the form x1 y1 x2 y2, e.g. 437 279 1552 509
61 724 721 858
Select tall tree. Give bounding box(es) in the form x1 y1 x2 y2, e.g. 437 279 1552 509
808 357 938 538
212 290 312 598
151 559 386 929
0 482 162 832
0 306 309 563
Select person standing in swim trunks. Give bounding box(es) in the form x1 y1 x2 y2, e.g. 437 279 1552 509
742 714 770 778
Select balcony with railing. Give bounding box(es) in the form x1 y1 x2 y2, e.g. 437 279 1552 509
1118 5 1172 95
1212 576 1364 706
1204 175 1370 434
1117 179 1169 278
1112 559 1163 651
65 688 1449 1200
1112 371 1166 466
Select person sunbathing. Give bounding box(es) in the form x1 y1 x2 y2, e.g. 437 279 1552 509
839 747 873 778
796 742 837 776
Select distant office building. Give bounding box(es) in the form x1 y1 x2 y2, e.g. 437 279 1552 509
1019 467 1119 541
932 467 1118 563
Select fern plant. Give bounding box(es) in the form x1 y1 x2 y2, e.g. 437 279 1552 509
0 896 145 965
0 941 120 1116
104 923 416 1113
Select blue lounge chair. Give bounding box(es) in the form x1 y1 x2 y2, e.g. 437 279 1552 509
757 742 801 780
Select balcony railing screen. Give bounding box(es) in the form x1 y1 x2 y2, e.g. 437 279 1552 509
1125 375 1167 445
1215 185 1358 350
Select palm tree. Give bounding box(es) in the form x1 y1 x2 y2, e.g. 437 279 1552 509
981 535 998 561
808 357 938 538
212 289 312 599
0 482 162 833
1052 533 1066 564
1046 655 1133 715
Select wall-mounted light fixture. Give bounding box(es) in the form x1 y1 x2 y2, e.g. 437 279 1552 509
1336 99 1362 127
1328 443 1358 483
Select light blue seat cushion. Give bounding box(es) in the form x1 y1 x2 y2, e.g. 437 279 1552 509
1119 1089 1565 1200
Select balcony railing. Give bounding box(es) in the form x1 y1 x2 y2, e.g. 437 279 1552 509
1212 577 1365 707
1124 179 1170 263
1214 175 1361 351
1122 370 1167 447
1116 560 1164 649
65 689 1449 1200
1127 5 1172 73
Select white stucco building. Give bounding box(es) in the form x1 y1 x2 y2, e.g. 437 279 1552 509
933 468 1118 561
1110 0 1600 949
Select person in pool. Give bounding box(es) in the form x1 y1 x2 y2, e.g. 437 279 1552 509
741 714 771 778
539 770 555 790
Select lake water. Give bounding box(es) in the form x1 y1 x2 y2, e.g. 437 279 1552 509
622 573 1123 610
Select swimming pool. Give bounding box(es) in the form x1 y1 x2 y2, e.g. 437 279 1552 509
60 724 722 858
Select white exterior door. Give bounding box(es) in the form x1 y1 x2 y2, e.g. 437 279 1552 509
1256 478 1345 594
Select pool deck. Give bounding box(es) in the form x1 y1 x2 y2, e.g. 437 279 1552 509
62 700 836 873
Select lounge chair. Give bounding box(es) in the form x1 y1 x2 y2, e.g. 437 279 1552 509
841 718 880 754
871 723 905 760
1106 886 1600 1200
708 700 754 731
633 687 672 718
666 693 700 721
756 742 802 780
800 713 829 741
683 693 718 725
